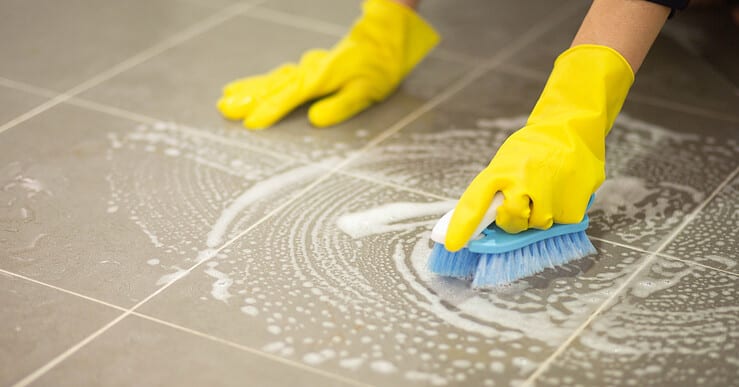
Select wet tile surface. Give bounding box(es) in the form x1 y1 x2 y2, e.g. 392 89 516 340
0 0 214 91
537 258 739 387
80 13 472 163
31 315 351 387
140 174 661 386
0 104 314 306
0 272 120 386
663 174 739 274
345 70 739 250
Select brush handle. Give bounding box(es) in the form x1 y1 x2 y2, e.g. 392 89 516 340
430 192 504 245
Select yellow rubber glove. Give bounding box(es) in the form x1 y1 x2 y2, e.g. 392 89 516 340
445 44 634 252
217 0 439 130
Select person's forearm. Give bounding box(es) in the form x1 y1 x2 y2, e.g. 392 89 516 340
571 0 670 73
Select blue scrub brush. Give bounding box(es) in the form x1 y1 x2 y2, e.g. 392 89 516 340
428 193 597 288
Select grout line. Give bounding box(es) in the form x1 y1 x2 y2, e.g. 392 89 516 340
64 97 298 163
130 312 370 386
0 268 367 386
523 164 739 385
494 65 739 124
657 253 739 278
0 1 262 137
589 236 739 278
0 77 61 99
626 93 739 124
0 269 128 313
11 312 130 387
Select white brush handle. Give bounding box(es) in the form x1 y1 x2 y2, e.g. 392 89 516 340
430 192 504 245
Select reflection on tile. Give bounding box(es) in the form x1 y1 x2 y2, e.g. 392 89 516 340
0 0 214 91
346 71 739 249
0 85 49 127
502 7 739 120
537 258 739 387
32 315 350 387
0 273 120 386
0 104 317 306
664 174 738 273
140 174 657 386
80 14 472 162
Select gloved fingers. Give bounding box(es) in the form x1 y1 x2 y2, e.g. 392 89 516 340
217 93 258 121
445 170 502 252
222 64 295 96
218 66 299 121
308 80 374 128
527 192 554 230
495 190 532 234
243 81 306 130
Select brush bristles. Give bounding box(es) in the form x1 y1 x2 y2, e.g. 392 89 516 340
427 243 480 279
471 231 596 288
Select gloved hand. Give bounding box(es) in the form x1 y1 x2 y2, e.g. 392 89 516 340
444 44 634 252
217 0 439 130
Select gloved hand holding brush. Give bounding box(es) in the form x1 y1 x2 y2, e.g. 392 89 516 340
217 0 438 129
444 44 635 252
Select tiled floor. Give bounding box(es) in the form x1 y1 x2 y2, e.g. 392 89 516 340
1 0 737 386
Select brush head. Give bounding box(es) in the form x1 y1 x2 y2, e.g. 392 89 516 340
427 243 480 279
471 230 596 288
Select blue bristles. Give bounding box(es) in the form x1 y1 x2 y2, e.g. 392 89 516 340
471 230 596 288
427 243 480 279
428 195 598 288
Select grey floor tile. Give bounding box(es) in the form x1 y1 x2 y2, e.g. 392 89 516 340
502 6 739 120
0 103 316 306
0 272 121 386
259 0 361 27
536 258 739 387
663 174 739 274
262 0 582 61
345 70 739 250
138 174 659 386
175 0 247 10
31 315 350 387
0 84 49 127
0 0 216 92
79 14 473 163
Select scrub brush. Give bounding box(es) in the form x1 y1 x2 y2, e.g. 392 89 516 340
428 193 597 288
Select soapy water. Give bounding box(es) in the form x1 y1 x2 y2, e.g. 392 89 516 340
539 259 738 386
0 162 57 257
96 117 737 384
